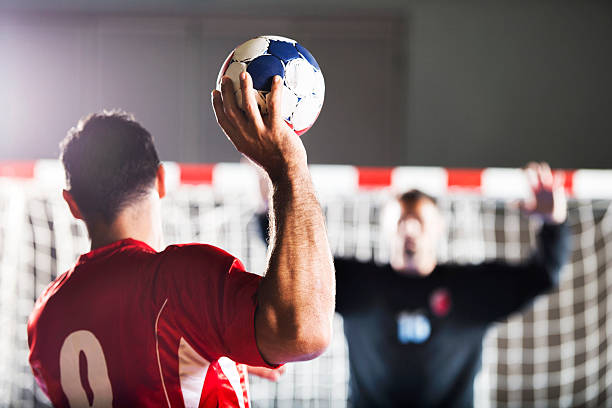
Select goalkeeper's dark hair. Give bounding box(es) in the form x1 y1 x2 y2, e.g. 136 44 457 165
398 189 437 208
60 110 160 224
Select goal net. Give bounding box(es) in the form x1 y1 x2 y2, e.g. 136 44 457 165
0 162 610 407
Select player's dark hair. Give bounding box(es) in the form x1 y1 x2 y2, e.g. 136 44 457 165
60 110 160 224
398 189 437 207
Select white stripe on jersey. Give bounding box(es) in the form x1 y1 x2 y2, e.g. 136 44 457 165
218 357 246 408
155 299 171 408
178 337 211 408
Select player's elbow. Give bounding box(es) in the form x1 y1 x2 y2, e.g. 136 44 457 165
295 319 332 358
256 308 332 364
279 319 332 361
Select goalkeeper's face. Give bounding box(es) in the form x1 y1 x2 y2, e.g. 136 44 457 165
390 199 442 276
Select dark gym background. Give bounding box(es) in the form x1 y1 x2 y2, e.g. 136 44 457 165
1 0 611 168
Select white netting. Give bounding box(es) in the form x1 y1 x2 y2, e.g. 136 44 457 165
0 179 610 407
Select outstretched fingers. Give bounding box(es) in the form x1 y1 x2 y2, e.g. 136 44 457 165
212 90 237 137
539 162 554 190
240 72 265 131
220 76 247 130
266 75 284 126
524 162 541 191
553 170 566 191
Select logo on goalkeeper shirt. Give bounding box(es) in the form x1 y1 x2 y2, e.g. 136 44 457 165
430 288 452 317
396 311 431 344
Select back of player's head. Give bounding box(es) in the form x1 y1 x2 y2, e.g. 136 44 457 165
60 110 160 224
397 189 437 209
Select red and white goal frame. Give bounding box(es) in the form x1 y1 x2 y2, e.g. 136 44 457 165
1 160 611 408
1 160 611 199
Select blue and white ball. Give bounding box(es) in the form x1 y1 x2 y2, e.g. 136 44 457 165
217 35 324 135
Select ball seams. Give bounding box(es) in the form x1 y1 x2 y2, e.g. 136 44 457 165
219 35 323 133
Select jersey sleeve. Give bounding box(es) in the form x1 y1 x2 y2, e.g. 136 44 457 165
158 244 275 368
455 222 571 323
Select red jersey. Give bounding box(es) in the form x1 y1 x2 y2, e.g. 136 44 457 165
28 238 274 407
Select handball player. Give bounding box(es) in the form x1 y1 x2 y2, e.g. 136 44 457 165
27 72 334 407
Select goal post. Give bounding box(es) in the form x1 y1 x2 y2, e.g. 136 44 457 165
1 161 610 407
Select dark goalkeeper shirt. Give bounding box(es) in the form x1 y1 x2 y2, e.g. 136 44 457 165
335 222 570 408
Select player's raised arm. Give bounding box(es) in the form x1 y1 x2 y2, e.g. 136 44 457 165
212 72 335 364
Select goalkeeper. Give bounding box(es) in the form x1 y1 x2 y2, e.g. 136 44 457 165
255 162 570 408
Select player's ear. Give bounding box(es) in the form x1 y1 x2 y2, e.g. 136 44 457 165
62 190 84 221
156 164 166 199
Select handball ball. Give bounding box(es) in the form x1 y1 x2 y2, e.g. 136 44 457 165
216 35 325 135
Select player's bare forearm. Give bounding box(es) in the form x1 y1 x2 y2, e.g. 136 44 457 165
255 164 335 364
212 72 334 365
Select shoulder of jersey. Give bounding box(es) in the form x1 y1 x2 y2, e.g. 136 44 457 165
161 243 238 266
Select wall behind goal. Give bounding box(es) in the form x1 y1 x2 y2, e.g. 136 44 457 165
2 2 612 168
0 175 610 407
0 13 403 166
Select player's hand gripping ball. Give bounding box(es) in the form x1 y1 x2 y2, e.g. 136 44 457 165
217 35 325 135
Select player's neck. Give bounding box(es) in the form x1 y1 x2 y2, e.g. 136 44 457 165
88 195 163 252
